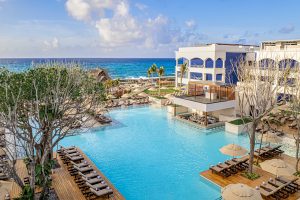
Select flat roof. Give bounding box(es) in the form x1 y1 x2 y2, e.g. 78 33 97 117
262 39 300 43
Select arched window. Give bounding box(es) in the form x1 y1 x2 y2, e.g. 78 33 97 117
177 57 188 65
190 58 204 67
259 58 275 69
279 59 299 70
205 58 214 68
215 58 223 68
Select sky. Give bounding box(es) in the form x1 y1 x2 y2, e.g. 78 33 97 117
0 0 299 58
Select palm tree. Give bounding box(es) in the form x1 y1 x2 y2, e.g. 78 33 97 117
147 68 152 78
150 64 157 84
179 63 187 88
157 66 165 95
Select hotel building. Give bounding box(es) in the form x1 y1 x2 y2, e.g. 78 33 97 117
175 43 258 86
172 40 300 127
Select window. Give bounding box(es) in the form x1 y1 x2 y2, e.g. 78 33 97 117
216 74 223 81
216 58 223 68
206 73 212 81
190 72 203 80
205 58 214 68
177 57 188 65
191 58 204 67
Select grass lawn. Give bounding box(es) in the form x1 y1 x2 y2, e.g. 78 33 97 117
144 88 178 96
229 117 252 125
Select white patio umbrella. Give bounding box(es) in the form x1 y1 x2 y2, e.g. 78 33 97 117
260 159 296 177
121 93 131 98
138 92 148 97
258 132 282 144
164 94 173 99
220 144 248 157
161 86 168 90
222 183 263 200
148 87 157 91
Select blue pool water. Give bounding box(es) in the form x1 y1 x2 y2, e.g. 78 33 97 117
0 58 175 79
60 106 250 200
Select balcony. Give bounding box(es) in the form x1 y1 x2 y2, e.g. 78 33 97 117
172 81 236 112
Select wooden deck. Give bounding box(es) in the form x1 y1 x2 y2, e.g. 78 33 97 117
10 159 29 198
200 154 300 200
53 148 125 200
10 148 125 200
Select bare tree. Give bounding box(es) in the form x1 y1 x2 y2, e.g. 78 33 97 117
232 57 290 174
0 63 105 199
286 63 300 172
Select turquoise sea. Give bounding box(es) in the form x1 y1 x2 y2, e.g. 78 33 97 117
0 58 175 79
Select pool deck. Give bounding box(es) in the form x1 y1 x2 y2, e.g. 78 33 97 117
10 148 124 200
53 148 125 200
200 154 300 200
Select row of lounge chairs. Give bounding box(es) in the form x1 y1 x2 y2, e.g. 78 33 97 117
179 113 219 126
254 145 284 160
258 176 299 199
104 98 150 108
210 157 249 177
58 146 114 200
174 91 188 97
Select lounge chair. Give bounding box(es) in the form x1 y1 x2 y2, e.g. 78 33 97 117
276 176 300 190
86 176 103 185
80 171 99 181
90 187 113 197
74 165 93 173
209 165 231 177
86 180 108 190
268 178 297 194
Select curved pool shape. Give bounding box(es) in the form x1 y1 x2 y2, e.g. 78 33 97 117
60 106 250 200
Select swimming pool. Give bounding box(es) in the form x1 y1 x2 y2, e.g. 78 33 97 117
60 106 251 200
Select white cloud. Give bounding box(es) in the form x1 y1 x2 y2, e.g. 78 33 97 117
65 0 205 50
185 19 197 29
65 0 91 21
135 3 147 11
43 37 59 50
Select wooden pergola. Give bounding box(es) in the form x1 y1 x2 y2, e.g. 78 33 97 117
187 81 235 102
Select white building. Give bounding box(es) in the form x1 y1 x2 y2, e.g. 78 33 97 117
175 43 258 86
257 39 300 63
172 40 300 126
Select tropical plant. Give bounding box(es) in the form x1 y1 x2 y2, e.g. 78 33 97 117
150 64 157 83
147 68 152 78
179 63 187 88
156 66 165 95
15 185 34 200
0 63 105 199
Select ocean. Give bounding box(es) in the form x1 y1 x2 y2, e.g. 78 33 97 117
0 58 175 79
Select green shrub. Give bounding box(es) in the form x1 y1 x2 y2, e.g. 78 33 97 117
229 118 252 125
241 172 260 180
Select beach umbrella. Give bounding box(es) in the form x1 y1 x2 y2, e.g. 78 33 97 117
164 94 173 99
260 159 296 177
148 87 157 91
220 144 248 157
222 183 263 200
258 132 282 144
138 92 148 97
121 93 130 98
107 94 116 99
0 181 13 200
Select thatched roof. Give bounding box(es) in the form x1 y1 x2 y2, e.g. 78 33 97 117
89 68 111 83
